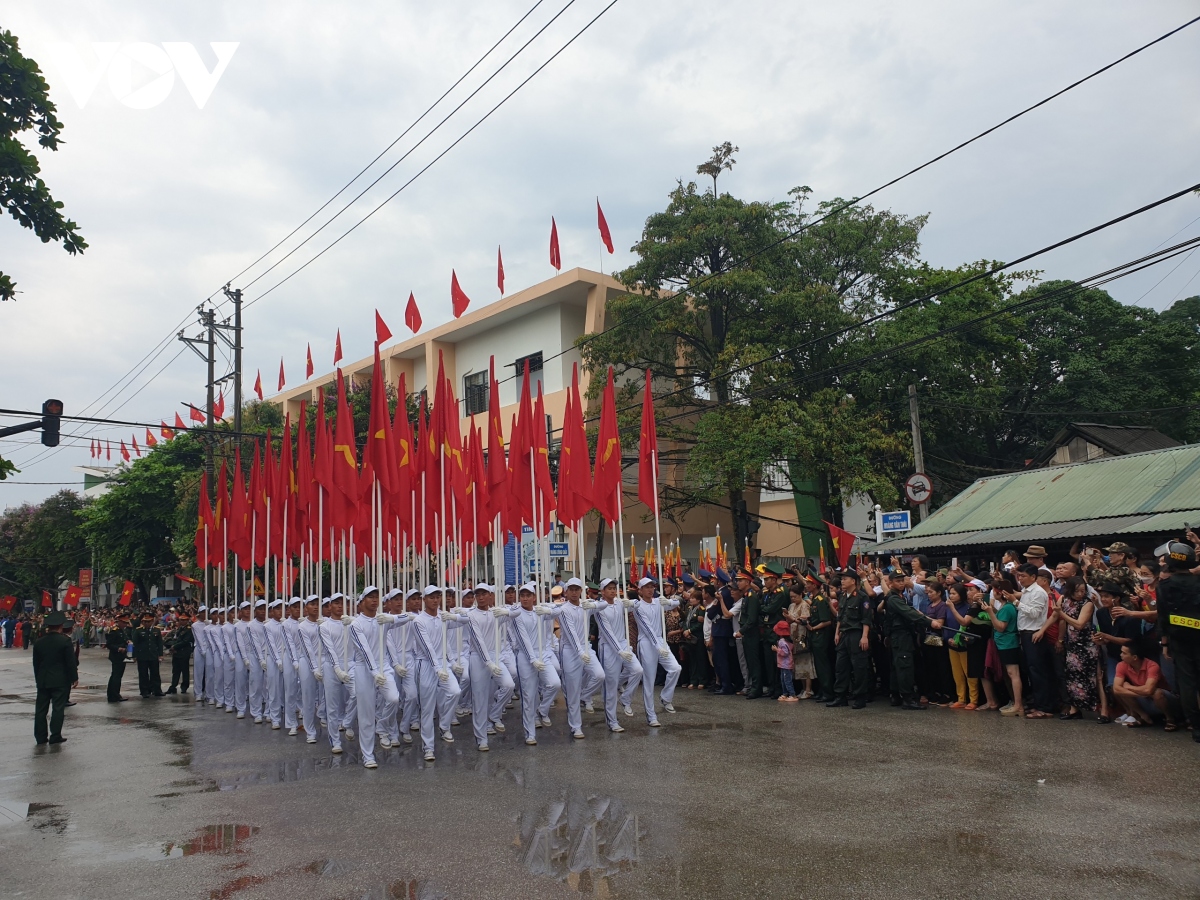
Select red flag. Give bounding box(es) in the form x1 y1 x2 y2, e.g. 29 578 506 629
161 421 174 440
333 329 344 365
366 344 397 505
375 309 392 345
549 217 561 271
132 435 141 457
195 472 215 565
211 459 228 564
294 401 312 544
306 343 314 378
119 581 134 606
468 424 491 545
557 363 592 524
823 520 857 570
312 389 334 504
404 292 422 334
509 362 535 527
253 371 263 401
278 358 286 391
214 392 225 421
485 357 508 520
391 374 414 536
450 270 470 318
331 369 359 503
119 441 130 462
63 585 81 607
145 428 158 449
41 590 53 609
189 405 205 423
174 412 186 430
228 448 250 560
0 596 15 613
89 440 96 458
497 246 505 295
532 382 557 530
249 442 267 565
597 199 614 254
592 367 621 524
105 440 112 461
637 370 658 515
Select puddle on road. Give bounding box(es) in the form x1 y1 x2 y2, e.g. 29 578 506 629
517 790 642 895
163 823 260 857
347 879 450 900
29 802 68 834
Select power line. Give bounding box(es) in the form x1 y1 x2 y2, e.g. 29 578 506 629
243 0 623 310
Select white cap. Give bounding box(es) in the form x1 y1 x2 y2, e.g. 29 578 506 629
287 596 302 606
503 584 515 593
405 589 421 600
320 597 332 608
359 586 379 602
383 587 403 602
565 577 584 589
238 601 251 609
306 594 319 603
599 578 616 589
197 605 207 612
329 592 345 603
268 599 284 609
422 585 443 597
253 599 267 608
519 582 536 594
969 579 989 591
474 582 493 593
637 576 655 588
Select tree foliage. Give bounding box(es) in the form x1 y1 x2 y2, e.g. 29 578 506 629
0 490 87 599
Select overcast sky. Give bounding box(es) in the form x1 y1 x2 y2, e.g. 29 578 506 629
2 1 1199 507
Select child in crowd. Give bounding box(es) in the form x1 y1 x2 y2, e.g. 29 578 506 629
774 620 797 702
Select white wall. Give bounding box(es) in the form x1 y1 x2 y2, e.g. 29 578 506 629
456 304 566 407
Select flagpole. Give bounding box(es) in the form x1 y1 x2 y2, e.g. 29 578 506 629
614 486 629 644
650 449 666 638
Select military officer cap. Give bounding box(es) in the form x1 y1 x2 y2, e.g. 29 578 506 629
586 581 601 591
715 568 731 585
44 611 67 627
550 585 564 598
664 576 678 588
764 560 785 577
840 568 861 581
696 569 713 582
680 572 695 586
735 567 754 581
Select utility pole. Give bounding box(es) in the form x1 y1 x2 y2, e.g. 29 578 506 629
220 285 244 436
179 306 218 478
908 384 929 522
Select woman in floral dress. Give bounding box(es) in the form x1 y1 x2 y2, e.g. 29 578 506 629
1054 576 1099 717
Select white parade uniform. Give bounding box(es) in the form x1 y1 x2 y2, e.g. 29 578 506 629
505 605 562 741
592 599 643 730
281 614 303 730
552 601 604 735
264 616 286 728
248 615 269 720
219 618 238 709
233 617 252 716
633 596 681 724
349 612 400 767
191 618 208 702
319 615 357 751
297 617 324 741
407 608 463 758
462 606 516 748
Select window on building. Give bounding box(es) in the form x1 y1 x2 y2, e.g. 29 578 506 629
514 352 543 397
463 371 488 417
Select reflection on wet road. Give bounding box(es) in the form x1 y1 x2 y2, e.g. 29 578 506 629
518 790 641 894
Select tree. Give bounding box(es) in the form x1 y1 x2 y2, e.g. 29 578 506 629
0 491 87 600
0 30 86 300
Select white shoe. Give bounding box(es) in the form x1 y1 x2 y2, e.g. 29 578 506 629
525 738 537 746
610 724 625 733
622 704 633 717
572 730 585 740
584 702 594 713
208 699 217 706
331 745 343 754
648 720 661 727
477 742 489 752
254 717 263 724
344 728 355 740
402 733 413 744
379 737 391 748
364 760 378 769
423 751 436 762
540 715 552 727
226 707 234 713
288 727 298 736
662 702 676 713
492 721 505 733
441 731 454 743
306 736 317 744
411 723 420 731
320 720 327 728
236 712 245 719
451 717 460 727
270 723 280 730
486 725 497 736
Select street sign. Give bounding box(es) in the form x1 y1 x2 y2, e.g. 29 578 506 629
880 510 912 533
503 535 519 585
904 472 933 505
23 599 34 612
548 542 570 559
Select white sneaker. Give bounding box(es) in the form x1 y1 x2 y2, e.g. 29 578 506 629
572 730 585 740
320 720 327 728
364 760 378 769
254 717 264 725
236 712 245 719
541 715 552 727
424 751 436 762
610 724 625 733
648 719 661 727
344 728 355 740
492 721 505 733
306 736 317 744
411 723 420 731
208 699 217 706
525 738 538 746
486 724 497 736
379 737 391 748
226 707 235 713
331 745 343 754
584 702 595 713
441 730 454 743
402 733 413 745
451 717 460 727
270 723 280 730
477 742 489 752
622 704 633 717
288 727 298 736
662 702 676 714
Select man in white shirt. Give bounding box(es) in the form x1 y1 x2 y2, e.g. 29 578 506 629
1015 563 1054 716
590 578 642 733
460 583 515 751
631 577 681 726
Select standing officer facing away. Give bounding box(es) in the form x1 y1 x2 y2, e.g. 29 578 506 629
105 612 131 703
33 611 78 745
166 612 194 695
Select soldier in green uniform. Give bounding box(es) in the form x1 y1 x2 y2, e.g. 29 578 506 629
806 574 836 701
757 562 789 699
827 569 873 709
133 612 165 698
105 612 131 703
734 568 764 699
33 611 78 745
883 571 944 709
166 612 194 695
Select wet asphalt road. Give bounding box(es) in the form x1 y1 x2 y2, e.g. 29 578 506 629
0 648 1197 900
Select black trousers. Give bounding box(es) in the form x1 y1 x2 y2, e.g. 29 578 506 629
688 640 711 686
34 686 69 743
742 630 763 696
136 658 162 696
833 630 871 701
811 637 833 697
1169 634 1200 733
107 654 126 701
889 634 918 700
711 636 732 692
1020 631 1055 713
170 654 191 691
761 639 781 697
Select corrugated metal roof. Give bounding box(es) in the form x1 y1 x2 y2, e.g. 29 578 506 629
876 444 1200 553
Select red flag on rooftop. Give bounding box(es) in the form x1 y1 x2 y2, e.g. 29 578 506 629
105 440 111 461
597 199 614 254
253 370 263 401
375 310 392 345
333 329 344 365
404 292 422 334
174 412 186 430
592 367 621 525
637 370 659 515
306 343 314 378
450 270 470 319
549 217 561 271
497 246 505 295
277 359 286 392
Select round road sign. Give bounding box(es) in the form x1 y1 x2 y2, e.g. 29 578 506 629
905 472 933 505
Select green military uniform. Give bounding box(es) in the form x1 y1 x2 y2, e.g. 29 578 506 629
884 588 935 706
808 592 835 700
759 585 789 698
738 588 764 698
33 613 78 744
167 621 194 694
132 620 165 697
831 586 873 706
105 622 131 702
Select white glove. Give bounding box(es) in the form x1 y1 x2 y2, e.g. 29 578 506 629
260 659 268 671
491 607 509 618
313 668 324 682
534 605 553 616
619 649 634 662
377 613 395 624
437 669 449 683
621 599 636 609
393 664 407 678
487 662 503 677
452 662 464 676
658 646 670 659
581 600 599 610
334 667 350 684
373 672 387 687
581 652 593 664
243 657 251 669
340 615 352 625
439 610 460 622
292 662 300 672
532 659 545 672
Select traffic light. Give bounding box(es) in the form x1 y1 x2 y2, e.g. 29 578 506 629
41 399 62 447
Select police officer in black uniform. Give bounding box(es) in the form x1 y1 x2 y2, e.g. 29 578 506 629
105 612 131 702
1156 539 1200 742
827 569 873 709
166 612 194 695
883 570 944 709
